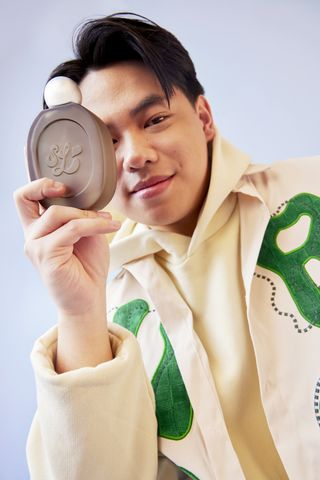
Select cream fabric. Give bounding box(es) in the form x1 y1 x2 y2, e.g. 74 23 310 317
27 324 158 480
108 133 286 478
155 199 286 479
27 133 320 479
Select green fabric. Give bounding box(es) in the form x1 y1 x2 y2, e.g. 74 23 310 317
113 299 193 440
178 466 200 479
151 324 193 440
112 298 149 335
257 193 320 327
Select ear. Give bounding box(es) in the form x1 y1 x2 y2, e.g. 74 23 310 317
195 95 215 142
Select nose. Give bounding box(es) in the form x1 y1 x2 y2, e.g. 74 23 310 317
119 132 158 172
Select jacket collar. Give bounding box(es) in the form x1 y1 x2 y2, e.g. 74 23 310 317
110 131 262 271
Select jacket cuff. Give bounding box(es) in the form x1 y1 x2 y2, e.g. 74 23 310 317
30 322 139 386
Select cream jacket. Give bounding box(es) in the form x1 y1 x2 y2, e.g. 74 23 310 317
27 134 320 479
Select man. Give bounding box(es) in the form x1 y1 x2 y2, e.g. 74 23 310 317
15 13 320 480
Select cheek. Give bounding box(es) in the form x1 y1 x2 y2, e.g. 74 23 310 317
115 157 123 177
112 159 127 197
108 177 127 212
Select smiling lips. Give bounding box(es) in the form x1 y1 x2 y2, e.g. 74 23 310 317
131 175 174 199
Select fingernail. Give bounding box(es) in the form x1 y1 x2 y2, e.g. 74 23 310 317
109 220 121 229
97 211 112 218
45 182 64 194
52 181 64 189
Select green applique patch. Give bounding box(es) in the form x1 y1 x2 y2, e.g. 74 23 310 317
178 466 200 479
113 299 193 440
112 298 149 335
152 324 193 440
257 193 320 327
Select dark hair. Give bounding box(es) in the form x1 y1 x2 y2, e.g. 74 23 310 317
43 12 204 108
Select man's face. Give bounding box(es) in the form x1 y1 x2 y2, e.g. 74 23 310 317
80 61 215 235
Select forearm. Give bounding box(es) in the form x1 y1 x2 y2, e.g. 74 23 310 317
55 307 113 373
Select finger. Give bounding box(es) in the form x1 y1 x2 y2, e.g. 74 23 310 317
36 216 121 253
27 205 113 240
14 178 66 230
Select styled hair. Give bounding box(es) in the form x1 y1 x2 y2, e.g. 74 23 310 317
43 12 204 108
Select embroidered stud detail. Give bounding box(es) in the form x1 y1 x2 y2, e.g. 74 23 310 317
257 193 320 328
314 379 320 428
253 272 313 333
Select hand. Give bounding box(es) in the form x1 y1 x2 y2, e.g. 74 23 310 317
14 178 121 318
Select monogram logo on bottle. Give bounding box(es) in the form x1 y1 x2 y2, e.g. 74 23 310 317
47 143 82 176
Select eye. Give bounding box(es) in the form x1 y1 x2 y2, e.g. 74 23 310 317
145 115 167 127
112 138 118 145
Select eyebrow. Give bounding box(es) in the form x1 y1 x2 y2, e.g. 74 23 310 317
129 94 168 118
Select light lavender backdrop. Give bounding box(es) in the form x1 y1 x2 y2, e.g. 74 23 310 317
1 0 319 478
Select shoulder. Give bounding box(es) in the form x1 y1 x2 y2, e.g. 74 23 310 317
247 155 320 210
252 154 320 180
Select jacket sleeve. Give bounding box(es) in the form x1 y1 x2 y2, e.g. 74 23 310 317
26 323 158 480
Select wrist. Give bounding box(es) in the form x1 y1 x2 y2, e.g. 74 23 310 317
55 305 113 373
57 288 107 322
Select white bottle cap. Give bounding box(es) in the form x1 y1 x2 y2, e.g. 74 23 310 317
44 76 82 108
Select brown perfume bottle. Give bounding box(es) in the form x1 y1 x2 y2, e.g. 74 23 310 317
27 76 117 210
